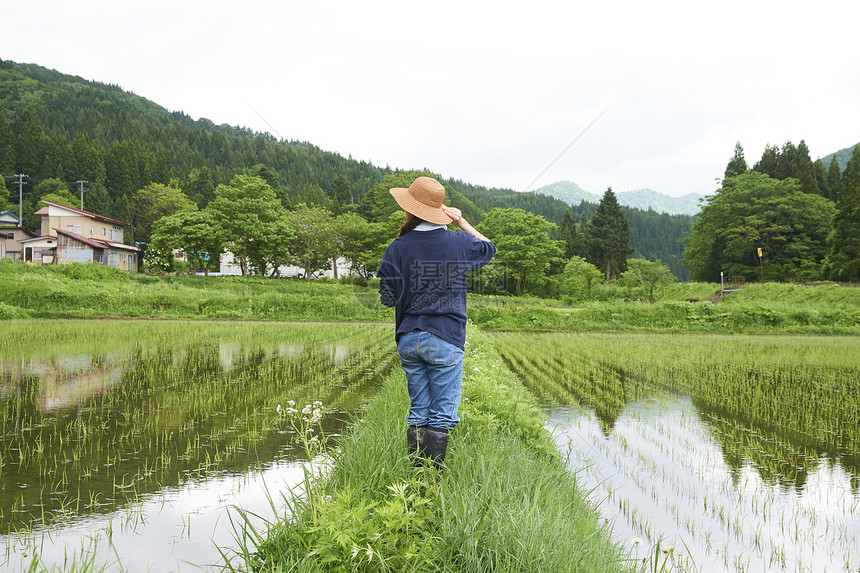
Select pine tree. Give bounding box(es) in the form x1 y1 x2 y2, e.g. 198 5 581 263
826 156 842 203
775 141 797 180
793 140 820 195
823 144 860 281
814 159 830 201
13 106 45 176
724 141 748 179
585 188 633 282
754 144 779 178
0 112 15 176
558 210 577 258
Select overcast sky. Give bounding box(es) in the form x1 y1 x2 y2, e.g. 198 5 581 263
4 1 859 197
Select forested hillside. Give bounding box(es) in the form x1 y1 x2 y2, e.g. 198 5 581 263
0 59 698 280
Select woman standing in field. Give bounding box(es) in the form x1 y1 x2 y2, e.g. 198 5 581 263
378 176 495 468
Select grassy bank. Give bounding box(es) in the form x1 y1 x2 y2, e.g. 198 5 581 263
469 283 860 334
232 327 637 573
2 262 857 335
0 260 390 321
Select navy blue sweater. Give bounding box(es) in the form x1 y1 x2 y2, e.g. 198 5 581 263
378 228 495 349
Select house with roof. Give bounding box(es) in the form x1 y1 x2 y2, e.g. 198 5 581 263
17 201 140 271
1 211 33 261
0 210 20 226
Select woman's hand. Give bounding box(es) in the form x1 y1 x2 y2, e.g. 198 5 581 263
441 205 491 243
442 205 462 225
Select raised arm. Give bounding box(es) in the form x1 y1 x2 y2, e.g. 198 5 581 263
441 205 491 243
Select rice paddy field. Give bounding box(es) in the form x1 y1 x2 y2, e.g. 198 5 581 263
492 332 860 573
0 320 397 571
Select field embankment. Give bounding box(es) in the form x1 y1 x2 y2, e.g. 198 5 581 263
0 260 390 322
2 261 858 335
469 282 860 334
238 327 636 573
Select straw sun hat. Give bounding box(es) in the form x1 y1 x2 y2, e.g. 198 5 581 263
389 176 453 225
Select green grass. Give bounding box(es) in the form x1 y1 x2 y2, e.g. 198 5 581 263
468 283 860 334
232 327 634 573
3 261 857 335
0 321 396 535
0 260 391 321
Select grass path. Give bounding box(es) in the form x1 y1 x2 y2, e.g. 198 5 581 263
234 327 635 572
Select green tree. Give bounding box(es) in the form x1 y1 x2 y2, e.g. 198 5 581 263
775 141 797 180
331 174 353 216
286 204 338 279
335 212 376 280
476 208 565 295
826 156 842 203
250 211 295 277
753 144 779 178
621 258 675 303
793 140 820 195
814 159 830 201
724 141 748 179
209 175 286 275
13 106 44 176
134 183 197 248
72 135 105 188
558 210 577 258
559 256 603 301
150 209 227 275
0 112 15 178
186 167 216 208
823 144 860 281
683 172 835 282
585 188 633 283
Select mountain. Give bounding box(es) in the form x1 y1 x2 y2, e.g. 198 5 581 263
820 143 859 172
615 189 705 216
530 181 597 205
534 181 705 216
0 59 695 280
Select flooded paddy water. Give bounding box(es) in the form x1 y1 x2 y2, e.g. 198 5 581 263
493 332 860 573
0 321 397 571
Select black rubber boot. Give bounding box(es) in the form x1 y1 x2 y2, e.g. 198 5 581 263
407 425 427 464
422 427 449 470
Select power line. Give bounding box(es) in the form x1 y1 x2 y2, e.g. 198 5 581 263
523 107 609 193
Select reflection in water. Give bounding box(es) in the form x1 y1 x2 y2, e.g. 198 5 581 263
3 459 308 572
548 397 860 573
492 332 859 572
0 334 396 570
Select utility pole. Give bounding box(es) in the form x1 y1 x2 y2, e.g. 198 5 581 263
14 174 27 227
76 180 88 210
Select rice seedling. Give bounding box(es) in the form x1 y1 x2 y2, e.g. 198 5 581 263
0 320 397 570
492 331 860 573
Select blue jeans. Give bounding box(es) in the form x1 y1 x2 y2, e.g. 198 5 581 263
397 330 465 430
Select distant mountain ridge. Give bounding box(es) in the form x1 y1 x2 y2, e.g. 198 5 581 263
820 142 859 172
534 181 705 216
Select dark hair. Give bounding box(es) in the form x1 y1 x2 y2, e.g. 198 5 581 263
397 214 425 237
